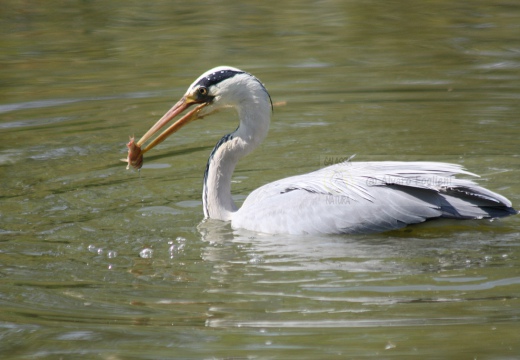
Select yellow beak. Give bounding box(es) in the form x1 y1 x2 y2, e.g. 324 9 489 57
124 95 208 169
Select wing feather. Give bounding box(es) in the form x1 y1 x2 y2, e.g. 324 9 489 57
232 161 516 235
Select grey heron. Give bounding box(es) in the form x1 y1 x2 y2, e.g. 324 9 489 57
125 66 517 235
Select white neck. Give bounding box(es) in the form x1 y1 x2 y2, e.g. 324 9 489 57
202 94 271 221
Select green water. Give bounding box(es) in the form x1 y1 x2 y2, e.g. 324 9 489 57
1 1 520 358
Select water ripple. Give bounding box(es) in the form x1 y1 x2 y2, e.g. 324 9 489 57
302 277 520 293
0 91 161 115
207 316 488 328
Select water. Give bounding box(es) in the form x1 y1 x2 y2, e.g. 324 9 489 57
1 1 520 358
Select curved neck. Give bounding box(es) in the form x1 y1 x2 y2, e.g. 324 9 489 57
203 100 271 221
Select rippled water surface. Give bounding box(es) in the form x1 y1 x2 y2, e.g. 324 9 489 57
1 1 520 358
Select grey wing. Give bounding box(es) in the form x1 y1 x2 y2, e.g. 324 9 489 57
232 161 516 235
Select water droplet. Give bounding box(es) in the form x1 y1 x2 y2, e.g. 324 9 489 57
385 341 396 350
97 248 104 255
88 245 97 252
139 248 153 259
107 250 118 259
249 255 263 264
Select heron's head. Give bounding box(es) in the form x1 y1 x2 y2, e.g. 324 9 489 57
135 66 271 153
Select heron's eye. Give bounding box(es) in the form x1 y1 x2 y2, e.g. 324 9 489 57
198 87 208 96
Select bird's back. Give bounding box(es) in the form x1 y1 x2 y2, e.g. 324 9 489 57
232 160 516 235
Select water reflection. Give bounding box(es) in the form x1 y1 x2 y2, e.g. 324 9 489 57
200 220 399 272
197 218 519 330
199 218 517 272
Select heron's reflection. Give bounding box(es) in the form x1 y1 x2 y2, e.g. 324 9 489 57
197 219 410 274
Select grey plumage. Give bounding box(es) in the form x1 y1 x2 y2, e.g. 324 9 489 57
232 160 516 234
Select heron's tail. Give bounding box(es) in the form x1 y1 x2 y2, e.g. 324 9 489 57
438 184 517 219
